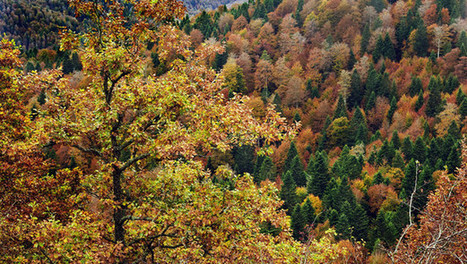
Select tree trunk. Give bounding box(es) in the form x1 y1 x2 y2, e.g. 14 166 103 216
113 167 125 243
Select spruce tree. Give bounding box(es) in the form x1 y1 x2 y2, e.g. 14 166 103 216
361 24 371 55
427 138 442 167
456 88 466 105
37 89 46 105
348 70 363 109
425 76 443 117
280 171 297 212
444 74 460 94
256 156 276 182
413 136 427 163
383 33 396 60
293 112 301 123
352 204 369 241
414 89 424 112
366 66 381 96
392 151 405 168
333 94 348 119
414 22 428 57
458 31 467 56
302 198 316 225
284 142 299 173
290 156 307 187
446 144 461 173
294 0 304 26
308 151 330 198
291 204 305 240
62 55 74 74
447 120 461 140
232 145 255 175
328 209 339 227
416 165 435 210
373 35 385 62
336 213 351 240
71 52 82 71
391 130 401 150
408 76 423 97
348 49 356 70
387 96 397 122
402 159 418 197
365 91 376 112
460 98 467 117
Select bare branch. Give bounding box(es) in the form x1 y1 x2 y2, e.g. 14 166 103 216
72 144 102 157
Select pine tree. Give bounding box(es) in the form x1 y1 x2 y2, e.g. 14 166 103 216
425 76 443 117
37 89 46 105
232 145 255 175
348 70 363 109
413 137 427 164
456 88 466 105
446 144 461 173
447 121 461 140
71 52 82 71
308 152 330 198
280 171 297 212
24 61 35 73
392 151 405 168
366 66 381 96
333 94 348 119
306 155 315 176
290 156 307 187
213 50 228 71
373 35 385 62
352 204 369 241
256 156 276 182
402 159 418 197
414 22 429 57
408 76 423 97
391 130 401 150
415 89 424 112
365 91 376 112
284 142 299 173
336 213 351 239
328 209 339 227
348 49 356 70
293 112 301 123
332 145 362 180
444 74 460 93
294 0 304 26
458 31 467 56
387 96 397 122
302 198 316 225
460 98 467 117
355 123 368 144
361 24 371 55
62 55 74 74
427 138 442 167
416 165 435 210
383 33 396 60
291 204 305 240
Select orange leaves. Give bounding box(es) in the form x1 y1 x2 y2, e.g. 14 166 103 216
393 145 467 263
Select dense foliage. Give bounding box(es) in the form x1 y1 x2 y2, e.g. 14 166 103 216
1 0 467 262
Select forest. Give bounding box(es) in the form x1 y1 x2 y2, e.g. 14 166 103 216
0 0 466 262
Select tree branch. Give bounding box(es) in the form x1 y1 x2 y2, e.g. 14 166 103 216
72 144 102 157
120 153 151 172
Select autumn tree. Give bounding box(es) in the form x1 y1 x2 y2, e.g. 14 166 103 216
0 38 82 262
392 145 467 263
31 0 300 261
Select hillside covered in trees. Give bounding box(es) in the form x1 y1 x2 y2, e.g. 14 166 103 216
1 0 467 262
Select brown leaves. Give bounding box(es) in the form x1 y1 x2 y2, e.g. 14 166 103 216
392 144 467 263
